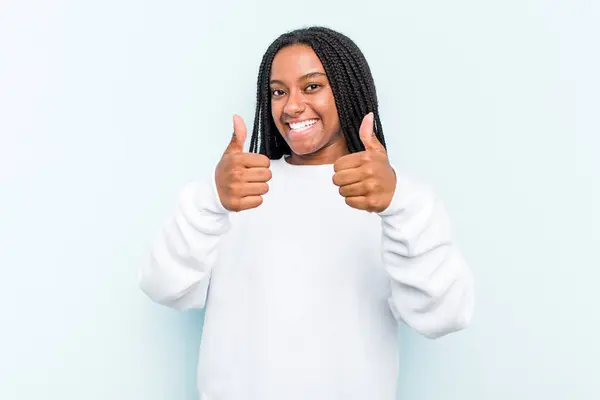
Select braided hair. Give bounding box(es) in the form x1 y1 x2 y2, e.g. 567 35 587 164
249 26 386 158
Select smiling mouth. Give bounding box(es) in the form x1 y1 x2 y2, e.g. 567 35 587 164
287 119 319 135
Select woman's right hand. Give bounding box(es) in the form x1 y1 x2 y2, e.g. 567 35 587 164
215 115 272 212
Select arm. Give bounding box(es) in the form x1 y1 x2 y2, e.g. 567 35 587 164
138 175 231 310
379 174 475 339
140 114 270 310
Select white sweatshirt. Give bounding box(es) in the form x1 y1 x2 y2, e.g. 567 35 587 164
139 156 475 400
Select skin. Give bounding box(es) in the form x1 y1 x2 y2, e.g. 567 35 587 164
215 115 271 212
333 112 397 213
269 44 348 165
215 44 397 213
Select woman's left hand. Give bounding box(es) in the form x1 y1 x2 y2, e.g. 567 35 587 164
333 113 397 213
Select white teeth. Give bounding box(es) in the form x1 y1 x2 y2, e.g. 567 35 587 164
289 119 317 130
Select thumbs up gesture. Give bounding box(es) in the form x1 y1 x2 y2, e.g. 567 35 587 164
332 113 397 213
215 115 272 212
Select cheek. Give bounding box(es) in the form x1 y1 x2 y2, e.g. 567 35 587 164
314 95 340 129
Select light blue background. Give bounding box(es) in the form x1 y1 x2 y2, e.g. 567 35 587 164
1 1 598 399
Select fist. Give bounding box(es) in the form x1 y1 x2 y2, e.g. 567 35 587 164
215 115 272 212
332 112 397 213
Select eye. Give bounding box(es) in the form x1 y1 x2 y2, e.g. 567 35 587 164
271 89 286 97
305 83 321 92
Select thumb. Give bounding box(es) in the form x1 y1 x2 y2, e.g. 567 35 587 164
359 112 383 151
225 114 247 154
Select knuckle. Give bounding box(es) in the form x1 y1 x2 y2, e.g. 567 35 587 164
367 197 379 210
231 168 244 182
230 182 242 195
366 180 378 192
233 154 247 166
364 166 375 177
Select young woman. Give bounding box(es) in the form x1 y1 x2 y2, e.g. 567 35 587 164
139 26 475 400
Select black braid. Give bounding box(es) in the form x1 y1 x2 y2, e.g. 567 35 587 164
249 26 386 158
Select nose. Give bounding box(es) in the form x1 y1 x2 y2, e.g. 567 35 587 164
283 89 305 116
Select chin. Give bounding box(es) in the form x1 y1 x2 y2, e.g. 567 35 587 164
280 133 322 156
288 143 321 156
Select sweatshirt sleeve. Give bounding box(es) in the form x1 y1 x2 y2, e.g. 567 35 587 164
378 172 475 339
138 172 231 310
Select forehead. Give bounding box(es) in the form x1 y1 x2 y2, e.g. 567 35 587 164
270 44 325 79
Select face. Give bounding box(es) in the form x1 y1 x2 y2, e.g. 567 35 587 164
269 44 347 164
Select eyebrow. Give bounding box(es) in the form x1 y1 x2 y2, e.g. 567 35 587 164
269 71 326 86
